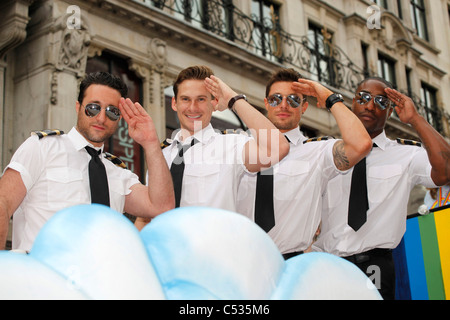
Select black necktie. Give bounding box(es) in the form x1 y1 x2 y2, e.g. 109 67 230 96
254 135 291 233
348 144 377 231
85 146 110 206
170 139 198 208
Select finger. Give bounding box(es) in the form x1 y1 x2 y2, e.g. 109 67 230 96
119 98 132 120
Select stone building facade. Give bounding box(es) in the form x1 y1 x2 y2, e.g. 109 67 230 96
1 0 449 248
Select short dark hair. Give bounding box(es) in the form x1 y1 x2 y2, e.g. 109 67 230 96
356 77 394 91
77 72 128 104
266 68 303 97
173 66 214 98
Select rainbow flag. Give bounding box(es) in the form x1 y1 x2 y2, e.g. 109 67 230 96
393 205 450 300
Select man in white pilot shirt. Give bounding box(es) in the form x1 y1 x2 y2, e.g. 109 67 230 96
236 68 372 260
313 77 450 300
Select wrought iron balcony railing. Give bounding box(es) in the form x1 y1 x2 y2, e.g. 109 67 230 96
135 0 366 92
134 0 447 133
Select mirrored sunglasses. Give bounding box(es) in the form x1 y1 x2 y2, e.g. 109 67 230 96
84 103 121 121
268 94 305 108
356 92 392 110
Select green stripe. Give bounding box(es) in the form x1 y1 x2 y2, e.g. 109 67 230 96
418 213 446 300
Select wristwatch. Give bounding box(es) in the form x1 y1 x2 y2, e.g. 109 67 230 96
325 93 344 110
228 94 247 110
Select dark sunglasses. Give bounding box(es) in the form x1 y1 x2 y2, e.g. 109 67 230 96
356 92 392 110
84 103 121 121
268 94 305 108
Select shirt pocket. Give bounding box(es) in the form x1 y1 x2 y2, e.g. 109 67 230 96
275 160 310 201
46 168 84 204
368 164 402 203
183 164 220 205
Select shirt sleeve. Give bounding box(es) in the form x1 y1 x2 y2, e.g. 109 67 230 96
5 136 43 191
409 147 438 188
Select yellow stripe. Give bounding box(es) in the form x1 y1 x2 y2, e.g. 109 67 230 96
434 207 450 299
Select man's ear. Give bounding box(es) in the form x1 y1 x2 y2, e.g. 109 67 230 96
302 101 309 114
75 101 81 114
171 96 178 112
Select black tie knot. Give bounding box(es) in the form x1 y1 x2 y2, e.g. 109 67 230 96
85 146 101 157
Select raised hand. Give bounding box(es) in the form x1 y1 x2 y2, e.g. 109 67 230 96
204 75 237 112
291 78 333 108
118 98 159 148
385 88 420 125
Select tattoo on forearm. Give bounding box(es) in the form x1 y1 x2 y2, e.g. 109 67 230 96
333 141 350 171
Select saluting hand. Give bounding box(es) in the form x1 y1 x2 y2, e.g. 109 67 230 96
204 75 237 112
385 88 420 125
291 79 333 109
118 98 159 148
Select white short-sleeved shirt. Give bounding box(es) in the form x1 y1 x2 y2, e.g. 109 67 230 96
162 124 251 213
236 127 340 254
313 131 437 257
5 127 141 251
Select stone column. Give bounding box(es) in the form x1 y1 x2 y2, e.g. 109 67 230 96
129 38 168 140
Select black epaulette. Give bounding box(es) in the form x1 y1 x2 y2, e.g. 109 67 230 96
303 136 335 144
396 138 422 147
104 152 127 169
160 138 173 149
31 129 64 139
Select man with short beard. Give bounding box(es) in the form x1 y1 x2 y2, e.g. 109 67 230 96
0 72 174 251
237 68 372 260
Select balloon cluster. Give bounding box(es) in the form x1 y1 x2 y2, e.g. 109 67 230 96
0 205 381 300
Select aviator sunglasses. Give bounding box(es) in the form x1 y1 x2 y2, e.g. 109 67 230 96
356 92 392 110
268 94 305 108
84 103 121 121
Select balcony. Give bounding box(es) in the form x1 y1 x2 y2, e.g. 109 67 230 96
134 0 366 93
132 0 447 135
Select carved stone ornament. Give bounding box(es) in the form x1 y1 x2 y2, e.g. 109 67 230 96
55 11 91 77
148 38 167 73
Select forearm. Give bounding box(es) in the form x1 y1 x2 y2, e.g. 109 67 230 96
143 142 175 214
0 209 9 250
410 115 450 185
330 103 372 169
233 100 290 169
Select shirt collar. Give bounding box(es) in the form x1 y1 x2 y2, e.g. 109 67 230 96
284 127 305 146
68 127 104 152
173 124 216 146
371 131 388 151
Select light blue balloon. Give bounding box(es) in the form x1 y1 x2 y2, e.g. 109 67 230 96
0 251 86 300
30 204 165 300
141 207 285 300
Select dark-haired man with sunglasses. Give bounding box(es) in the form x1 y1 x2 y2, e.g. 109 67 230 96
313 77 450 299
237 68 372 260
0 72 174 251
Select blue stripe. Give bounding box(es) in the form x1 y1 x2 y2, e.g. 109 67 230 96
404 218 429 300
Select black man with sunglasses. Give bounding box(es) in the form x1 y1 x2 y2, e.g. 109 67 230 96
313 77 450 299
237 68 372 260
0 72 174 251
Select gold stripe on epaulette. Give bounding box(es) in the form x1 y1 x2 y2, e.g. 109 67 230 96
303 136 335 144
104 152 127 169
160 139 173 149
31 129 64 139
396 138 422 147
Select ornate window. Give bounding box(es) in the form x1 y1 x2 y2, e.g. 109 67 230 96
420 83 441 132
410 0 429 41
